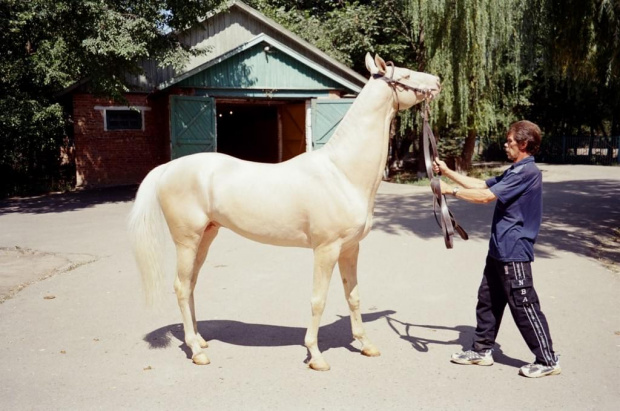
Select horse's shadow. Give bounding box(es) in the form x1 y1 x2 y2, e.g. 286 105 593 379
144 310 526 368
144 310 396 363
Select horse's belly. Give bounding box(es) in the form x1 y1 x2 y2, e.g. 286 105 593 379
214 211 312 248
210 195 366 249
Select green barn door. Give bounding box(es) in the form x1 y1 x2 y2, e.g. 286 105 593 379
311 99 354 150
170 95 216 159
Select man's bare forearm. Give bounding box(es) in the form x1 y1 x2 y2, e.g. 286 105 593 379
452 187 496 204
441 168 488 189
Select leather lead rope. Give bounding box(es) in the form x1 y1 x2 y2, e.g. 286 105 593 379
374 66 466 248
421 101 468 249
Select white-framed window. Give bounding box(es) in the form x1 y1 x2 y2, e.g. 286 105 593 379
94 106 151 131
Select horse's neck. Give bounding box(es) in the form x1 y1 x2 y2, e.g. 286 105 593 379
321 82 395 199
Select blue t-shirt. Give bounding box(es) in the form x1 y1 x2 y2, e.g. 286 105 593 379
485 156 542 262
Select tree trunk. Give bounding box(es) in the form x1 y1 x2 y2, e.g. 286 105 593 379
458 128 477 172
416 127 427 177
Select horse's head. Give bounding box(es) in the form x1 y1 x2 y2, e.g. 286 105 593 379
365 53 441 110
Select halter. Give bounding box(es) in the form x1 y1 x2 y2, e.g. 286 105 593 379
375 63 468 249
372 61 438 112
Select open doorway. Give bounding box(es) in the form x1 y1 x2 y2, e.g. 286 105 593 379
216 100 307 163
216 103 278 163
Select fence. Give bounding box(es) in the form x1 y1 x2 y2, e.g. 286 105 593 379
477 135 620 165
539 135 620 165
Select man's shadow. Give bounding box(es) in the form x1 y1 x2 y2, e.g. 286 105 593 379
384 315 527 368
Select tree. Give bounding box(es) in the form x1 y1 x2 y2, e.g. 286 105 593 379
0 0 222 196
520 0 620 138
419 0 523 170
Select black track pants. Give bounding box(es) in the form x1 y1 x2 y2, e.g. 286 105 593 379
472 255 557 366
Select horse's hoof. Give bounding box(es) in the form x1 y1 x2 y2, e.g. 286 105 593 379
192 352 210 365
308 360 331 371
199 338 209 348
361 346 381 357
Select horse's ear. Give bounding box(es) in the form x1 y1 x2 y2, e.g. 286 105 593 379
374 55 387 75
365 52 379 75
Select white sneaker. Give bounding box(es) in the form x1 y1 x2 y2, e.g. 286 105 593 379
451 349 494 366
519 361 561 378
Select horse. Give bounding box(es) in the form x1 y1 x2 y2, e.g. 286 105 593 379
128 53 441 371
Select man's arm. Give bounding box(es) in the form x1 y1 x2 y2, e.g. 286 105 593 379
440 182 497 204
433 158 488 189
433 158 497 204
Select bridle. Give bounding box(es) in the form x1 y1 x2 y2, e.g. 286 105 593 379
373 62 438 111
375 63 468 249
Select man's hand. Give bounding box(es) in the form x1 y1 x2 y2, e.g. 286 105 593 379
433 157 449 175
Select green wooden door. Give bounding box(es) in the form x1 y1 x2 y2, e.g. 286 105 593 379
311 99 354 150
170 95 216 159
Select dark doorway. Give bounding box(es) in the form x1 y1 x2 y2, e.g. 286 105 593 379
216 103 278 163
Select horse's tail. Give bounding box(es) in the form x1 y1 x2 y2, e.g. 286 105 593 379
127 164 169 306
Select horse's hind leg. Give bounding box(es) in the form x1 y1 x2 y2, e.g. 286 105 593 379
338 243 380 357
305 242 341 371
172 220 218 365
189 223 220 351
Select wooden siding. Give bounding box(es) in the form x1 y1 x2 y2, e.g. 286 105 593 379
130 2 365 91
178 42 343 90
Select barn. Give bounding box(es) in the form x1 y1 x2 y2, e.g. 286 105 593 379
69 1 366 187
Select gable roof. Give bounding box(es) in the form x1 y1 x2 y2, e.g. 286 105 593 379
128 1 366 93
225 2 366 86
163 33 363 93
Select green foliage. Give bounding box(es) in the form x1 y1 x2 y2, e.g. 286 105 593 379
0 95 68 195
248 1 408 74
0 0 222 197
519 0 620 137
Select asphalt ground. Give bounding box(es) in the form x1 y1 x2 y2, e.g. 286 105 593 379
0 164 618 410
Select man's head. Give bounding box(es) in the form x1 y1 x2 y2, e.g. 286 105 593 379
505 120 541 162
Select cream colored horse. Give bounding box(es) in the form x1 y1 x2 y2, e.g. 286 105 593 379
128 53 440 370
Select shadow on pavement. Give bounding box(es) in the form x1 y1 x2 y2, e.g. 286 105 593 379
144 309 525 367
538 179 619 264
384 315 527 368
0 185 137 215
144 310 396 361
373 179 620 264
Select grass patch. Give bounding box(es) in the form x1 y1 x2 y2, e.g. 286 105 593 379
467 166 506 180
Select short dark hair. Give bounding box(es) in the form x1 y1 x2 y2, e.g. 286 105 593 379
508 120 541 155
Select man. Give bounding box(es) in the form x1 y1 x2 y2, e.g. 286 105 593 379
433 120 560 378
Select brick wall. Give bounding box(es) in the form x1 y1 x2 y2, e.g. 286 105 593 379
73 93 169 187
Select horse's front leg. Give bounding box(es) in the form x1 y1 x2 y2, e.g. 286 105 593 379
305 242 341 371
339 243 380 357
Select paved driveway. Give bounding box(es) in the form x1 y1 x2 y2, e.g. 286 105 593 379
0 165 618 410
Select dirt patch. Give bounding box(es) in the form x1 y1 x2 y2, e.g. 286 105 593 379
0 247 98 303
592 227 620 273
